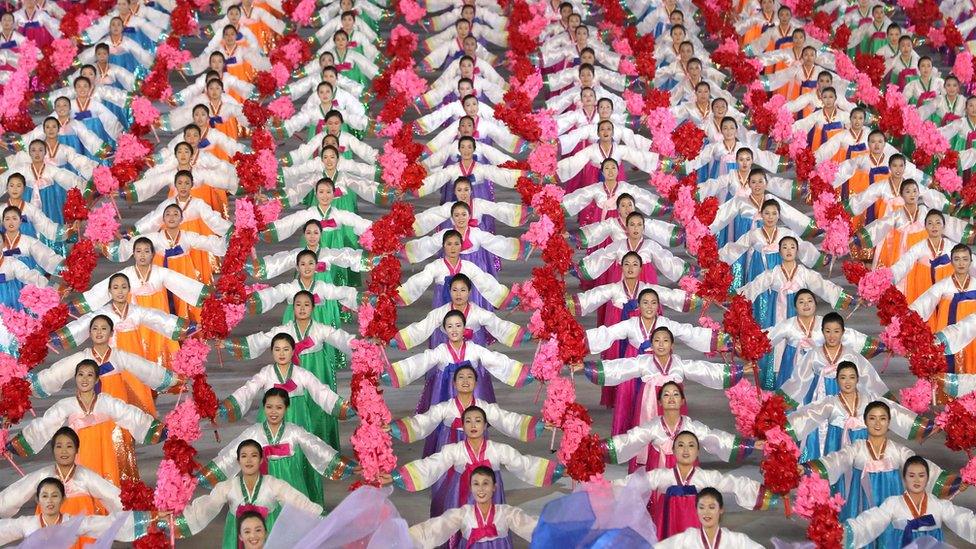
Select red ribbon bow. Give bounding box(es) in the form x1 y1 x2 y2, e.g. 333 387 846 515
292 336 315 365
274 379 298 393
259 443 292 473
320 218 338 229
466 505 498 548
463 328 474 340
335 62 353 71
316 261 328 272
467 219 479 228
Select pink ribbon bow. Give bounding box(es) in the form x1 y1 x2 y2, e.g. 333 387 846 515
467 219 479 227
274 379 299 393
292 336 315 365
316 261 328 272
259 443 292 474
320 218 338 229
335 62 353 71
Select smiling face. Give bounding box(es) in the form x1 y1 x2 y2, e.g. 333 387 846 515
865 406 890 437
616 197 635 219
315 182 334 207
652 331 673 358
602 161 618 182
89 317 113 346
443 314 465 343
238 516 266 549
163 206 182 229
462 411 486 439
470 473 495 503
74 365 97 393
303 223 321 246
760 204 779 228
822 320 843 347
109 276 130 303
638 293 659 319
837 367 858 395
673 433 699 465
451 205 471 231
795 292 816 318
52 434 77 467
272 338 294 366
263 395 286 426
453 368 476 395
238 445 262 476
696 495 723 530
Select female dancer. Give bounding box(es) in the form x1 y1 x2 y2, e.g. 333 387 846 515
175 439 323 548
198 388 357 506
842 457 976 547
383 406 562 521
787 361 932 463
655 488 764 548
6 360 165 486
802 401 961 544
0 427 121 521
384 310 531 412
389 363 542 457
619 430 777 539
598 381 758 472
407 467 539 549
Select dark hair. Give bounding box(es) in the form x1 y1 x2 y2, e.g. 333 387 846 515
902 455 929 478
793 289 816 306
263 387 291 408
835 360 859 379
451 201 471 216
863 400 890 422
651 326 674 343
899 179 919 195
453 364 478 381
296 249 317 265
621 251 643 265
760 198 780 213
952 244 973 258
236 510 266 538
616 193 635 208
236 439 264 459
822 311 845 332
89 314 115 332
470 465 495 484
51 427 80 451
1 205 21 219
293 290 315 306
449 274 473 290
442 309 466 327
657 381 685 401
778 235 798 250
697 487 724 508
637 288 659 303
108 272 131 288
36 477 66 499
133 236 155 254
442 229 463 245
925 210 945 224
75 359 100 378
462 405 487 424
271 332 296 350
674 430 699 446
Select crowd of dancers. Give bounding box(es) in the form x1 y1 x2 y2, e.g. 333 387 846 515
3 0 976 546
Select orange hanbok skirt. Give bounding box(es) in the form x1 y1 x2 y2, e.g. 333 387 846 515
902 260 953 306
153 252 202 322
113 330 160 414
132 291 181 371
875 226 925 270
76 420 138 486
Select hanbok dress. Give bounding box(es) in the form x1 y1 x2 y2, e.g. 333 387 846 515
0 464 121 524
719 225 826 291
0 255 48 310
815 127 870 164
198 421 356 507
124 156 238 215
224 320 354 448
408 504 538 549
69 97 121 152
396 257 515 311
384 341 532 413
578 237 690 287
391 439 561 519
390 397 542 458
834 154 932 226
557 141 660 194
0 512 151 547
584 355 747 467
74 266 209 365
737 263 855 338
619 466 776 539
218 362 352 454
29 346 177 416
392 302 528 351
710 192 817 248
804 439 961 541
857 205 967 270
404 226 524 278
780 343 889 418
585 316 731 434
655 527 763 549
411 197 526 250
886 52 921 89
13 6 60 47
415 158 523 205
604 415 757 472
174 474 323 549
12 162 85 233
765 315 883 393
843 493 976 548
576 218 682 256
560 180 668 229
910 273 976 371
6 394 165 485
788 391 933 465
890 237 960 306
